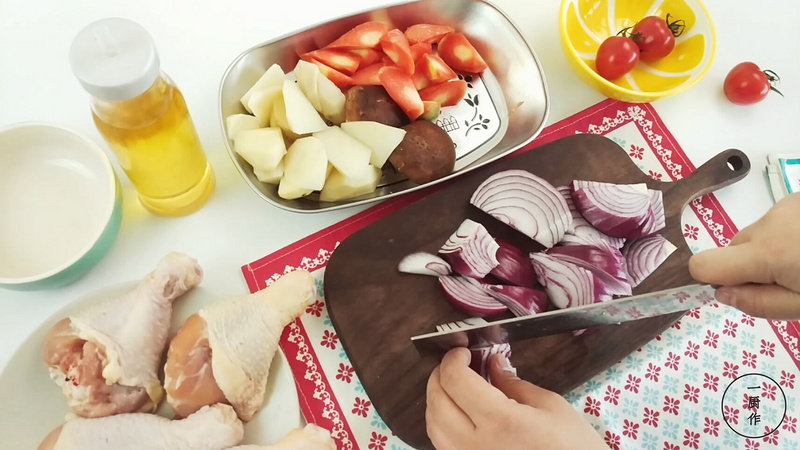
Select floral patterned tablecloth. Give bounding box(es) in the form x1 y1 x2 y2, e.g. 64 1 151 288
242 99 800 450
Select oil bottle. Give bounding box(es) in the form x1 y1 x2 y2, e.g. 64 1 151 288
69 18 214 216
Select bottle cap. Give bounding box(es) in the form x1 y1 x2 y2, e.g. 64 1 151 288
69 18 160 102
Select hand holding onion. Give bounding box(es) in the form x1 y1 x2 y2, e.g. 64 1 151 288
689 192 800 319
425 348 605 449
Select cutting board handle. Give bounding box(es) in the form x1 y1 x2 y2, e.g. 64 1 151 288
671 148 750 212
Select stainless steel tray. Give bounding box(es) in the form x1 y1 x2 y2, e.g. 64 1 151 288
219 0 549 212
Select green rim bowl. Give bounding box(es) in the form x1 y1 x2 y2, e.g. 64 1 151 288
0 123 122 290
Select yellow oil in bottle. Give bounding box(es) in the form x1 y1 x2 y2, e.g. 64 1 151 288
92 76 214 216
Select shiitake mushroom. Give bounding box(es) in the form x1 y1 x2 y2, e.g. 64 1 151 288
344 85 409 128
389 120 455 184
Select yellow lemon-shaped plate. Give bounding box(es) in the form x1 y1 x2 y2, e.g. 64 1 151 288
559 0 715 102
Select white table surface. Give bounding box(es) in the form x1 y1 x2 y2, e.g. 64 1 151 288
1 0 798 426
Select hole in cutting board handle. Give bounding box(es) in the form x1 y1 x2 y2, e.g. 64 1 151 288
726 154 745 172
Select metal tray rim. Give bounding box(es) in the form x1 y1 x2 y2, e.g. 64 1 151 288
218 0 550 214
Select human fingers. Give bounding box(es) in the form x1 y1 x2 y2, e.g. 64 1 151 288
716 284 800 320
730 222 757 246
426 365 475 450
437 348 509 423
688 242 773 286
487 354 563 410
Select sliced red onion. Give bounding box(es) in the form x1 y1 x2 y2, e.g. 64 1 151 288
557 186 626 248
483 284 548 316
439 219 499 279
469 343 513 380
546 241 632 296
571 180 654 239
470 169 572 248
489 238 537 288
438 275 507 317
622 234 678 287
398 252 452 276
640 189 666 236
530 252 610 308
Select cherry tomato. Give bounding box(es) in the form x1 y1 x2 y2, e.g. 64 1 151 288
723 62 782 105
595 36 640 80
630 15 682 62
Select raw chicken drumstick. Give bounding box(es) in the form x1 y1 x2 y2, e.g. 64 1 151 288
37 403 243 450
42 252 203 417
164 270 315 421
227 423 335 449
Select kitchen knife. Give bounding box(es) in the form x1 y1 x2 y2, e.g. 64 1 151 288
411 284 716 355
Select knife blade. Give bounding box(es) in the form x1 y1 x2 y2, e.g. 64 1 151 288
411 284 716 355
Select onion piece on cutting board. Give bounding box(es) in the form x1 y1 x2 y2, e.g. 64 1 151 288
530 252 610 308
470 169 572 248
483 284 548 316
489 238 537 288
622 234 678 287
439 219 499 279
640 188 666 236
547 241 632 296
557 186 626 248
469 343 513 380
398 252 451 276
438 275 507 317
571 180 654 239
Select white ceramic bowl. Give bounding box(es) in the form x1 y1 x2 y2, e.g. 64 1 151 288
0 123 122 290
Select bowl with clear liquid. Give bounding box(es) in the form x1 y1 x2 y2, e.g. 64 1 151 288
0 123 122 290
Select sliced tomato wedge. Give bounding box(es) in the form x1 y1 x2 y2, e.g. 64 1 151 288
380 29 415 75
308 59 355 88
302 49 360 75
325 21 388 49
351 62 385 85
349 48 384 67
437 32 487 73
420 53 457 84
418 79 467 107
404 23 455 45
378 66 424 121
409 42 433 62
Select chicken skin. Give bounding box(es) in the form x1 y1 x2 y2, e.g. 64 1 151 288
164 270 315 421
42 252 203 417
38 404 243 450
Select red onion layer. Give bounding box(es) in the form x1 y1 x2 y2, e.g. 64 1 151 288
470 343 513 380
483 284 549 316
558 186 626 248
470 169 572 248
640 189 666 236
530 252 610 308
622 234 677 287
438 275 508 317
546 241 632 296
571 180 654 239
489 238 537 288
439 219 499 279
398 252 452 276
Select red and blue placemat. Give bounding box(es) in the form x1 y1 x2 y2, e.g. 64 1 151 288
242 99 800 449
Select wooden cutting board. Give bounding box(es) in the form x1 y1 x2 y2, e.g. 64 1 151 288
324 134 750 449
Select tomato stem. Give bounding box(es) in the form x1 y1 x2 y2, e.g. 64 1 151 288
617 26 642 43
764 69 784 97
666 13 686 37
